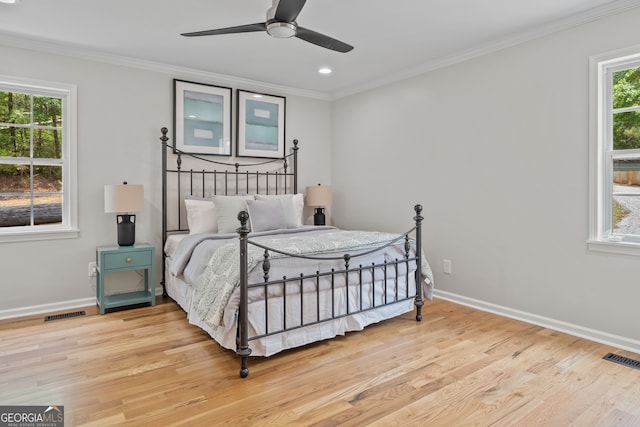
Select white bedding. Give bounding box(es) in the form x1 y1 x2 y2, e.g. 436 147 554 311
164 233 187 258
165 227 433 357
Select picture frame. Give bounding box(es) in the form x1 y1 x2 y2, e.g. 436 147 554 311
173 79 232 155
237 89 286 159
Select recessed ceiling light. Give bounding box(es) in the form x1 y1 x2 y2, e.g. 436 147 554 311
318 67 332 75
0 0 19 4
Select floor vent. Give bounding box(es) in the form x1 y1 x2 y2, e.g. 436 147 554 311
44 310 86 321
603 352 640 370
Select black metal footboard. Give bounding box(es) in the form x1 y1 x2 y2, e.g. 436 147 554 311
235 205 425 378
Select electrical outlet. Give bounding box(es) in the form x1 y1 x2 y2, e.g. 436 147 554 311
88 262 97 277
443 259 452 275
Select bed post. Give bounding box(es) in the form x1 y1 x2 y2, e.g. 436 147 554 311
414 204 424 321
160 127 169 296
292 139 299 194
237 210 252 378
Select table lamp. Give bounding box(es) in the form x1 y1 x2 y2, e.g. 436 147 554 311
104 182 144 246
306 184 332 226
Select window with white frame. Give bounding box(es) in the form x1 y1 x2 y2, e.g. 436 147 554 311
0 76 77 242
589 48 640 254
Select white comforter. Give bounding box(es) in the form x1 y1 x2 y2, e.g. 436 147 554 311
169 226 333 284
168 226 434 356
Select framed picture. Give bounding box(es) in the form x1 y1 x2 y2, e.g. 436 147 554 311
237 89 286 159
173 79 232 155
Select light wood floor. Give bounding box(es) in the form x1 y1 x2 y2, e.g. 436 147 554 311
1 298 640 426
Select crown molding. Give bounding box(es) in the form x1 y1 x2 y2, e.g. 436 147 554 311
0 32 331 101
2 0 639 102
331 0 640 99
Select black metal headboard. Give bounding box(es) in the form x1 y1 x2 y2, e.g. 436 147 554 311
158 127 298 292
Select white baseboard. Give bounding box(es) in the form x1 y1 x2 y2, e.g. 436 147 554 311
0 297 96 320
0 289 164 320
433 289 640 355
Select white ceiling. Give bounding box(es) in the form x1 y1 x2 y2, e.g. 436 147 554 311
1 0 639 98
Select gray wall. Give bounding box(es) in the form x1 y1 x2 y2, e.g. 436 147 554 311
2 7 640 353
331 8 640 350
0 44 332 316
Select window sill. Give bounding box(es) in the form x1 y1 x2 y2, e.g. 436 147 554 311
587 239 640 256
0 227 79 243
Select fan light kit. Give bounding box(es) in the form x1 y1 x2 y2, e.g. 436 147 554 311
181 0 353 53
267 22 296 38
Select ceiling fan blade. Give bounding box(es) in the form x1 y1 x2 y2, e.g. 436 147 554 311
181 22 266 37
274 0 307 22
295 27 353 53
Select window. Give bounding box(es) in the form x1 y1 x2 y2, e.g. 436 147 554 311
589 48 640 254
0 76 77 242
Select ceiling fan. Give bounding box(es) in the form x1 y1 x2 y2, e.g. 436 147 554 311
181 0 353 53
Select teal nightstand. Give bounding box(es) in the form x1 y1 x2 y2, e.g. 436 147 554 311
96 244 156 315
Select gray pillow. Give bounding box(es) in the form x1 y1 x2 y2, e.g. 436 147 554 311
246 198 286 232
254 193 304 228
213 195 254 233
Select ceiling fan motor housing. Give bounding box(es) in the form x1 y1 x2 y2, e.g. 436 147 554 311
266 1 297 38
266 21 297 38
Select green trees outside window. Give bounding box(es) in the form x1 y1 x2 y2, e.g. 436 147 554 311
0 90 63 227
613 67 640 150
611 66 640 235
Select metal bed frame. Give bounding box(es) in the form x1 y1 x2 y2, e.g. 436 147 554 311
159 127 424 378
159 126 298 294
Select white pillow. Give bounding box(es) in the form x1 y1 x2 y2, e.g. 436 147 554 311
213 195 255 233
246 198 286 232
255 193 304 228
184 197 217 234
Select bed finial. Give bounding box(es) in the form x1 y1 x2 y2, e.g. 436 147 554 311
414 204 423 222
237 210 250 232
160 127 169 146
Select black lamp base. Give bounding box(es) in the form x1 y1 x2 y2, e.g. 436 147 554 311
313 208 326 226
117 214 136 246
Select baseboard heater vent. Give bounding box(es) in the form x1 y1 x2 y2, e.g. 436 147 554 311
603 352 640 370
44 311 86 321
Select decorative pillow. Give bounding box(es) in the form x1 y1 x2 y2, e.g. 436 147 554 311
254 193 304 228
184 197 217 234
246 198 286 232
212 195 255 233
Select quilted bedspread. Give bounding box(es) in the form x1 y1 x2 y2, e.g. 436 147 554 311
191 228 434 330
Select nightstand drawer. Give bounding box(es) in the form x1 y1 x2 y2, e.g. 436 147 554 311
103 251 152 270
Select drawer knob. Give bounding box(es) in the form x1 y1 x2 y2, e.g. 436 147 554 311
126 257 132 263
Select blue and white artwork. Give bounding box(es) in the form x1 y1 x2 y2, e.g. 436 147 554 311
237 90 285 158
173 80 231 155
